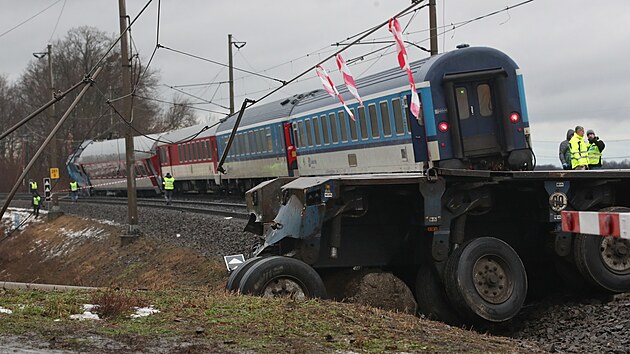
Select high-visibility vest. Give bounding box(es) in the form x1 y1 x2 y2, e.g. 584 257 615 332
587 142 602 166
33 196 41 206
569 135 588 169
30 181 38 190
163 177 175 190
70 181 78 192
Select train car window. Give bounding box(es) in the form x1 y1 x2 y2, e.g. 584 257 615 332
298 121 306 149
455 87 470 119
204 139 210 159
477 84 493 117
380 101 392 137
266 127 273 152
368 103 380 138
313 117 322 145
233 136 240 156
329 113 339 144
253 130 261 153
338 111 348 142
293 123 300 148
321 115 330 144
135 165 142 177
239 135 245 156
259 129 266 152
278 126 285 152
392 98 405 135
305 119 314 147
178 145 183 162
184 143 189 161
358 106 368 140
349 108 358 141
207 140 213 160
197 141 202 160
246 131 253 154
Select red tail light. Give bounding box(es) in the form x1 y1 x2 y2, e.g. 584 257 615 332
438 122 449 132
509 112 520 123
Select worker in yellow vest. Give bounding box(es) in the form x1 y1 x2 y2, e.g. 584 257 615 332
70 180 79 203
29 179 38 195
32 193 41 218
569 126 589 170
163 173 175 205
586 129 605 170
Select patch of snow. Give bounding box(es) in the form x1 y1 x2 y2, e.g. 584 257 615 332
96 219 121 226
69 304 100 321
0 306 13 314
224 216 233 220
59 226 108 240
1 208 45 233
130 305 160 318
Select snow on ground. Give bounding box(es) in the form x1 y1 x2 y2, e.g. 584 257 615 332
0 306 13 314
58 226 108 240
1 208 46 233
69 304 100 321
131 306 160 318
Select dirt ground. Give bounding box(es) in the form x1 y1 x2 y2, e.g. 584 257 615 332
0 212 227 290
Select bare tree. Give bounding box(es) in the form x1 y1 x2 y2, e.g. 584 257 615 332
149 95 198 132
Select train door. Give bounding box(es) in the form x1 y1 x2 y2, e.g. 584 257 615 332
283 123 298 176
451 80 502 157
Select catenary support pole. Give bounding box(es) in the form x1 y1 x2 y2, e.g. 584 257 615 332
119 0 139 239
47 44 58 173
228 33 234 115
429 0 438 56
0 67 102 221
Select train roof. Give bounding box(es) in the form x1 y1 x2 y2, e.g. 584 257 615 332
215 46 518 134
74 134 160 164
157 123 218 146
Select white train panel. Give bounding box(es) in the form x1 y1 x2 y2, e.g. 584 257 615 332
297 143 421 176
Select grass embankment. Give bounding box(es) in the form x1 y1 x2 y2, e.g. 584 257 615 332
0 288 535 353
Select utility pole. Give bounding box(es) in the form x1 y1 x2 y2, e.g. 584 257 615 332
46 44 58 171
118 0 139 241
228 33 234 115
429 0 438 56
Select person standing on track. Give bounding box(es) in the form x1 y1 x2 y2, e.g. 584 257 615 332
163 172 175 206
32 193 41 218
69 180 79 203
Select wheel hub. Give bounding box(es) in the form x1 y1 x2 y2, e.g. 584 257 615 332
262 278 306 300
472 255 513 304
600 237 630 274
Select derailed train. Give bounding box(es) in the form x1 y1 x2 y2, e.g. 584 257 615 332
68 46 531 195
68 46 630 326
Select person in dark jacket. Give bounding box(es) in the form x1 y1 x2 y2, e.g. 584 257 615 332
559 129 574 170
586 129 605 169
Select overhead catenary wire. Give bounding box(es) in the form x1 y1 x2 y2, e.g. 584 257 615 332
48 0 67 42
0 0 62 40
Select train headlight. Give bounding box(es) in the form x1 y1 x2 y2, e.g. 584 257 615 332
438 122 449 132
509 112 520 123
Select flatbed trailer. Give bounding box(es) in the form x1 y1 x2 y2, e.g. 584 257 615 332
228 168 630 326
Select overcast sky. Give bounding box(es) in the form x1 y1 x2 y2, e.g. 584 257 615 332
1 0 629 166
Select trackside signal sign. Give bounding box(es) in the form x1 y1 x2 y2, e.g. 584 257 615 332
50 168 59 179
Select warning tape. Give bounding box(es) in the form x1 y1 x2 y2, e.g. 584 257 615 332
53 175 160 195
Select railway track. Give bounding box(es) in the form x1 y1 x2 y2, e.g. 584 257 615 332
3 194 249 220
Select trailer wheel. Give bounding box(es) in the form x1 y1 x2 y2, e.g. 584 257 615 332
445 237 527 324
238 256 327 299
415 266 463 326
574 207 630 293
225 257 262 292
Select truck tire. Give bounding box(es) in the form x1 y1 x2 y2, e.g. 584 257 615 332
574 207 630 293
415 265 463 326
226 257 262 292
444 237 528 324
238 256 327 299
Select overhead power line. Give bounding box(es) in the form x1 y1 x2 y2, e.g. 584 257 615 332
0 0 62 40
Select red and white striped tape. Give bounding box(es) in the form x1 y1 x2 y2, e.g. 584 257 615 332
53 175 158 195
388 17 421 118
561 210 630 239
335 54 363 107
315 65 355 120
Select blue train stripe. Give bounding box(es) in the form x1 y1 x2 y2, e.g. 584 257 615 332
516 73 529 123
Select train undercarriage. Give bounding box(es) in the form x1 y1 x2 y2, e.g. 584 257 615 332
227 169 630 327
